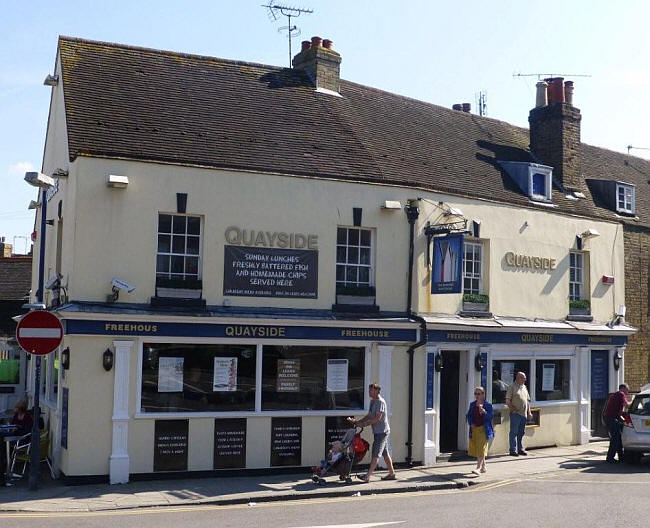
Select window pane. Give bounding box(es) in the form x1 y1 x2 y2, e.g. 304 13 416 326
187 217 200 235
157 255 169 273
172 235 185 254
337 228 346 244
171 256 184 273
158 214 172 233
348 229 359 246
187 236 200 255
535 360 571 401
0 349 20 384
360 248 370 265
532 173 546 196
358 267 370 283
172 215 186 234
360 230 371 246
140 343 256 412
336 246 346 263
186 257 199 275
491 360 530 404
348 247 358 264
158 235 171 253
345 266 357 282
261 345 365 411
336 265 345 282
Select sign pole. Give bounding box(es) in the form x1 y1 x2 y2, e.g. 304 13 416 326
28 188 47 491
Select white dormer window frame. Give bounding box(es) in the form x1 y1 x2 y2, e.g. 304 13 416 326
616 183 635 214
528 166 553 202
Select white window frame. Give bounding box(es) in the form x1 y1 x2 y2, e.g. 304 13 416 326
616 183 635 214
463 240 483 295
336 226 375 288
156 213 203 281
528 166 552 202
569 251 584 301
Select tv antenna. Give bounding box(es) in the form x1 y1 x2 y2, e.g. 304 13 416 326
627 145 650 155
475 90 487 117
513 72 592 80
262 2 314 67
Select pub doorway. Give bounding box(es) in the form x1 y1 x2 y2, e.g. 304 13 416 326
590 350 610 438
439 350 460 453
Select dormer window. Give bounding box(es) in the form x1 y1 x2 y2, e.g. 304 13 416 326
498 161 554 204
529 169 552 202
616 183 635 214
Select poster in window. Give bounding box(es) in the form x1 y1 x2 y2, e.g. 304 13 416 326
213 357 238 392
271 417 302 466
325 416 350 454
542 363 556 392
214 418 247 469
154 420 189 472
223 245 318 298
158 357 184 393
501 362 515 385
277 358 300 392
431 234 464 294
326 359 348 392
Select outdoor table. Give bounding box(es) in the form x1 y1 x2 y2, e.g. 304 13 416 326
0 425 21 485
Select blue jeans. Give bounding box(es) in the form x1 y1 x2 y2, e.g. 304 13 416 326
509 413 526 452
605 417 623 461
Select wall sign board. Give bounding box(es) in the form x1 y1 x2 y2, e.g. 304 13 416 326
61 387 69 449
271 417 302 466
223 245 318 298
431 234 464 294
154 420 189 472
214 418 247 469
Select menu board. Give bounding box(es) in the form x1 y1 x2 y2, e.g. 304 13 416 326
501 362 515 385
277 359 300 392
214 418 247 469
154 420 189 472
213 357 238 392
326 359 348 392
61 387 69 449
271 417 302 466
325 416 351 454
158 357 184 393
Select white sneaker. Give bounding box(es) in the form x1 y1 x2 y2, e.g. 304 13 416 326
471 469 480 476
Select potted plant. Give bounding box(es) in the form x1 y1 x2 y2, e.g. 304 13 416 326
335 285 376 306
156 277 203 299
462 293 489 312
569 299 590 316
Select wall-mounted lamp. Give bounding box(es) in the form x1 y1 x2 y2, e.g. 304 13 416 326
107 175 129 189
434 352 444 372
52 169 68 179
61 347 70 370
613 350 622 371
381 200 402 210
28 200 41 210
581 228 600 239
474 352 485 372
103 348 114 371
43 74 59 86
24 171 55 188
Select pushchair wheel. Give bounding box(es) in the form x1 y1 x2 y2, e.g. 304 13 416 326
318 478 326 485
345 477 353 484
311 475 320 483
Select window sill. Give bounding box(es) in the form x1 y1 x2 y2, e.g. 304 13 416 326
156 287 202 299
150 297 207 309
134 409 365 419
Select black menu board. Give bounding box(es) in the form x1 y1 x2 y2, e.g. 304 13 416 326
325 416 351 454
61 388 69 449
154 420 189 472
214 418 247 469
270 417 302 466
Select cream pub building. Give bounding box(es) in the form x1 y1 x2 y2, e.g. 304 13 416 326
24 36 640 483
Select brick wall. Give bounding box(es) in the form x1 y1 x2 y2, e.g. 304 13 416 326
623 225 650 391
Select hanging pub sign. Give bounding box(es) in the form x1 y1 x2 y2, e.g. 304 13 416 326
270 417 302 466
431 234 464 294
213 418 247 469
154 420 189 472
223 245 318 298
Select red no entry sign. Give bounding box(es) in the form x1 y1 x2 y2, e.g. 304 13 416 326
16 310 63 356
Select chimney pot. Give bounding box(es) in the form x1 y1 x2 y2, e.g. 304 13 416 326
322 39 333 49
452 103 463 111
564 81 574 106
462 103 471 113
301 40 311 51
311 36 323 47
535 81 548 107
546 77 565 104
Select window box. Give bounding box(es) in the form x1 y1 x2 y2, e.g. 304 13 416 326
155 277 202 299
462 293 489 312
568 299 590 315
334 285 377 310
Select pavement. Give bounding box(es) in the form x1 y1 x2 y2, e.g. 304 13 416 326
0 441 619 512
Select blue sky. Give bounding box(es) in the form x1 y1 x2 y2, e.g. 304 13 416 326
2 0 649 253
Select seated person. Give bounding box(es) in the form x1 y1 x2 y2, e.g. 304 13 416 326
11 400 33 436
312 441 344 477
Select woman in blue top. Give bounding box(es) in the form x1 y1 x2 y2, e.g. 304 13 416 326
466 386 494 475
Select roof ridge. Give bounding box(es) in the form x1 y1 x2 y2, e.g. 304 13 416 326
58 35 285 73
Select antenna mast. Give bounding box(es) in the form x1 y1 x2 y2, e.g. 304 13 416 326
513 72 592 80
627 145 650 155
475 90 487 117
262 1 314 67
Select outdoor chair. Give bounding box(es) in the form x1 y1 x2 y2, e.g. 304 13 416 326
9 430 55 480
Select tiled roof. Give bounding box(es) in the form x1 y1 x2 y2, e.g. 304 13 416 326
58 37 649 228
0 257 32 300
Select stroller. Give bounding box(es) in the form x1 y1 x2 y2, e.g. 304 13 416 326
311 427 369 485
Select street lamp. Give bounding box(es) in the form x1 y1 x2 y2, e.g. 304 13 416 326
23 171 53 491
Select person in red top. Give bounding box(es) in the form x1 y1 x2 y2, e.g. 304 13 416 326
603 383 632 463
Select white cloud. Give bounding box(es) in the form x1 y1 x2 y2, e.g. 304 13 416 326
7 161 35 177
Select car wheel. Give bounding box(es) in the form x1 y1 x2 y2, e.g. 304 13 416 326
623 450 642 464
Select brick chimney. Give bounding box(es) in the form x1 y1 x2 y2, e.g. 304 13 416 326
0 237 13 258
292 36 342 93
528 78 582 190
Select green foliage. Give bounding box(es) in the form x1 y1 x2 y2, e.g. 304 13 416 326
569 299 590 310
462 293 489 304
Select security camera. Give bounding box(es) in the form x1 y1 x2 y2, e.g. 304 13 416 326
44 274 61 290
111 278 135 293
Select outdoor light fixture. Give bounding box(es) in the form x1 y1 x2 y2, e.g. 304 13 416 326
28 200 41 210
43 74 59 86
474 352 485 372
434 352 443 372
381 200 402 210
613 350 622 371
103 348 114 371
107 175 129 188
61 347 70 370
52 168 68 179
24 171 55 188
581 228 600 239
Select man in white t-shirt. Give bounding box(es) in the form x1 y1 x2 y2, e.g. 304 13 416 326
348 383 396 483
